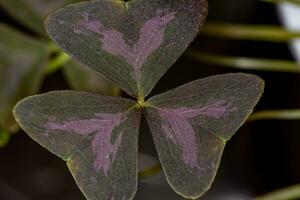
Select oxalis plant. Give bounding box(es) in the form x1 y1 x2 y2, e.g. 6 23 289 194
13 0 265 199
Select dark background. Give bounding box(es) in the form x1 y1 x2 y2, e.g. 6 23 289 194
1 0 300 199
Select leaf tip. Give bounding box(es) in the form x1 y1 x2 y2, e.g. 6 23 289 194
235 72 265 99
164 172 214 200
12 98 26 126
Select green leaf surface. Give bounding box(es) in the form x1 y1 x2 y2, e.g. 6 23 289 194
13 91 141 200
63 60 121 96
0 0 81 35
0 23 49 132
144 73 264 199
45 0 208 97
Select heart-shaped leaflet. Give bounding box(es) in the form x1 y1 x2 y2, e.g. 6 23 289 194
145 73 264 198
45 0 208 97
14 92 141 200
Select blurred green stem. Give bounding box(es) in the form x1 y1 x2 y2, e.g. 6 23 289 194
45 43 71 75
248 109 300 122
255 183 300 200
261 0 300 6
0 128 10 148
187 50 300 73
201 23 300 42
45 51 71 75
138 164 162 179
48 42 61 54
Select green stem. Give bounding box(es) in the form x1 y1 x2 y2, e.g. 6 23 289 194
255 183 300 200
186 50 300 74
138 164 162 179
45 52 71 75
48 42 61 54
248 109 300 122
0 127 10 148
201 23 300 42
261 0 300 6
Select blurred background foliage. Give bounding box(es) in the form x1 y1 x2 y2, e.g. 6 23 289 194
1 0 300 199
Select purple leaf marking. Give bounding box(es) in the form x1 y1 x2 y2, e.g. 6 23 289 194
45 112 127 175
74 9 176 80
157 101 233 169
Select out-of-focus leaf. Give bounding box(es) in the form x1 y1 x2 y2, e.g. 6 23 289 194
0 23 49 132
0 127 10 148
145 73 264 199
44 49 120 96
201 23 300 42
255 183 300 200
187 50 300 73
13 91 141 200
63 60 121 96
262 0 300 6
278 2 300 63
45 0 208 97
0 181 31 200
0 0 82 35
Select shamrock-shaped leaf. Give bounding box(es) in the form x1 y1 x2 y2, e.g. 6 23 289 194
13 0 265 199
0 0 81 35
0 23 49 132
14 91 141 200
45 0 208 97
63 60 121 96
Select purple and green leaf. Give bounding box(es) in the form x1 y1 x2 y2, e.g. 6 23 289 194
0 23 49 132
45 0 208 97
0 0 82 35
13 91 141 200
145 73 264 198
11 0 266 199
